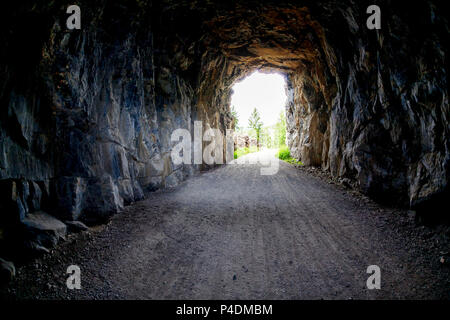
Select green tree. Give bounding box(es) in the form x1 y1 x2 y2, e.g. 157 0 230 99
274 110 286 147
248 108 263 149
230 105 240 131
260 127 273 149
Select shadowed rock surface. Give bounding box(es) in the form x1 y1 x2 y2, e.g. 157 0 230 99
0 0 448 272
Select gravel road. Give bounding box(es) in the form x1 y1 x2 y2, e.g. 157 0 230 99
2 151 449 299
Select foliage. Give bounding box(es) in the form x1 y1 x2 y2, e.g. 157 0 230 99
274 110 286 147
256 110 286 149
276 145 303 165
232 107 287 151
276 145 291 160
230 105 240 131
248 108 263 149
234 146 258 159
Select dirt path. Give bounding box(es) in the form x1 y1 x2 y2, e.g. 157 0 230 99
3 151 450 299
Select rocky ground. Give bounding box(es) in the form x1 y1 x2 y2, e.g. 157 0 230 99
1 152 449 300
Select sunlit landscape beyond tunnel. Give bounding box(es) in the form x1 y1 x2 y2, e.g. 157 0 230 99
0 0 449 302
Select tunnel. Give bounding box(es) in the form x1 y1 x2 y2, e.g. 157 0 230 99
0 0 449 300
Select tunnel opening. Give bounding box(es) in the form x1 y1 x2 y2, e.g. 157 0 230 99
230 70 288 154
196 3 338 169
0 1 448 267
192 0 448 214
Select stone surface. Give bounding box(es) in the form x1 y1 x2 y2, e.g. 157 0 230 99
0 1 448 256
22 211 67 248
23 240 51 256
0 258 15 284
234 133 256 149
65 221 89 233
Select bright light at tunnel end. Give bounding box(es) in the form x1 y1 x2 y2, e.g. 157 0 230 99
170 121 280 175
167 70 289 176
231 71 287 128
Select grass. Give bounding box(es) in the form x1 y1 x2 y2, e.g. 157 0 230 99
276 145 303 165
234 146 258 159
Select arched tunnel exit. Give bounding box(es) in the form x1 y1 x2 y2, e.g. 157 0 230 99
229 70 288 157
0 0 449 303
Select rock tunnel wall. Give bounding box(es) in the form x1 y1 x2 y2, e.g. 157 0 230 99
284 0 449 210
0 0 448 256
1 2 200 228
0 1 232 256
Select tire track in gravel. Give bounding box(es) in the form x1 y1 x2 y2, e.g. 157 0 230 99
3 150 449 300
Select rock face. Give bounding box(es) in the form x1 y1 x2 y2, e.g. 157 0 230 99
284 1 449 212
64 220 89 233
22 211 67 249
234 133 257 149
0 0 448 256
0 258 15 284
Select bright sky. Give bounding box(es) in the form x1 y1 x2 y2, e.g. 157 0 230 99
231 71 287 128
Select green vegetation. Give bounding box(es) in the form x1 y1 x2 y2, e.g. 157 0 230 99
258 110 286 149
276 145 303 165
260 127 273 148
248 108 263 150
276 145 291 160
230 105 240 131
274 110 286 147
234 146 258 159
233 108 289 159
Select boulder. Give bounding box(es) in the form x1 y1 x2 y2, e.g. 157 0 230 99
22 211 67 248
65 220 89 233
24 240 51 255
0 258 15 284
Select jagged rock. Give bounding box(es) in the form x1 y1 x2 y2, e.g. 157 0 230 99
24 240 51 255
0 1 448 253
0 258 15 284
340 178 352 188
51 177 87 221
234 133 256 149
65 221 89 233
82 176 125 221
29 181 43 212
22 211 67 248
